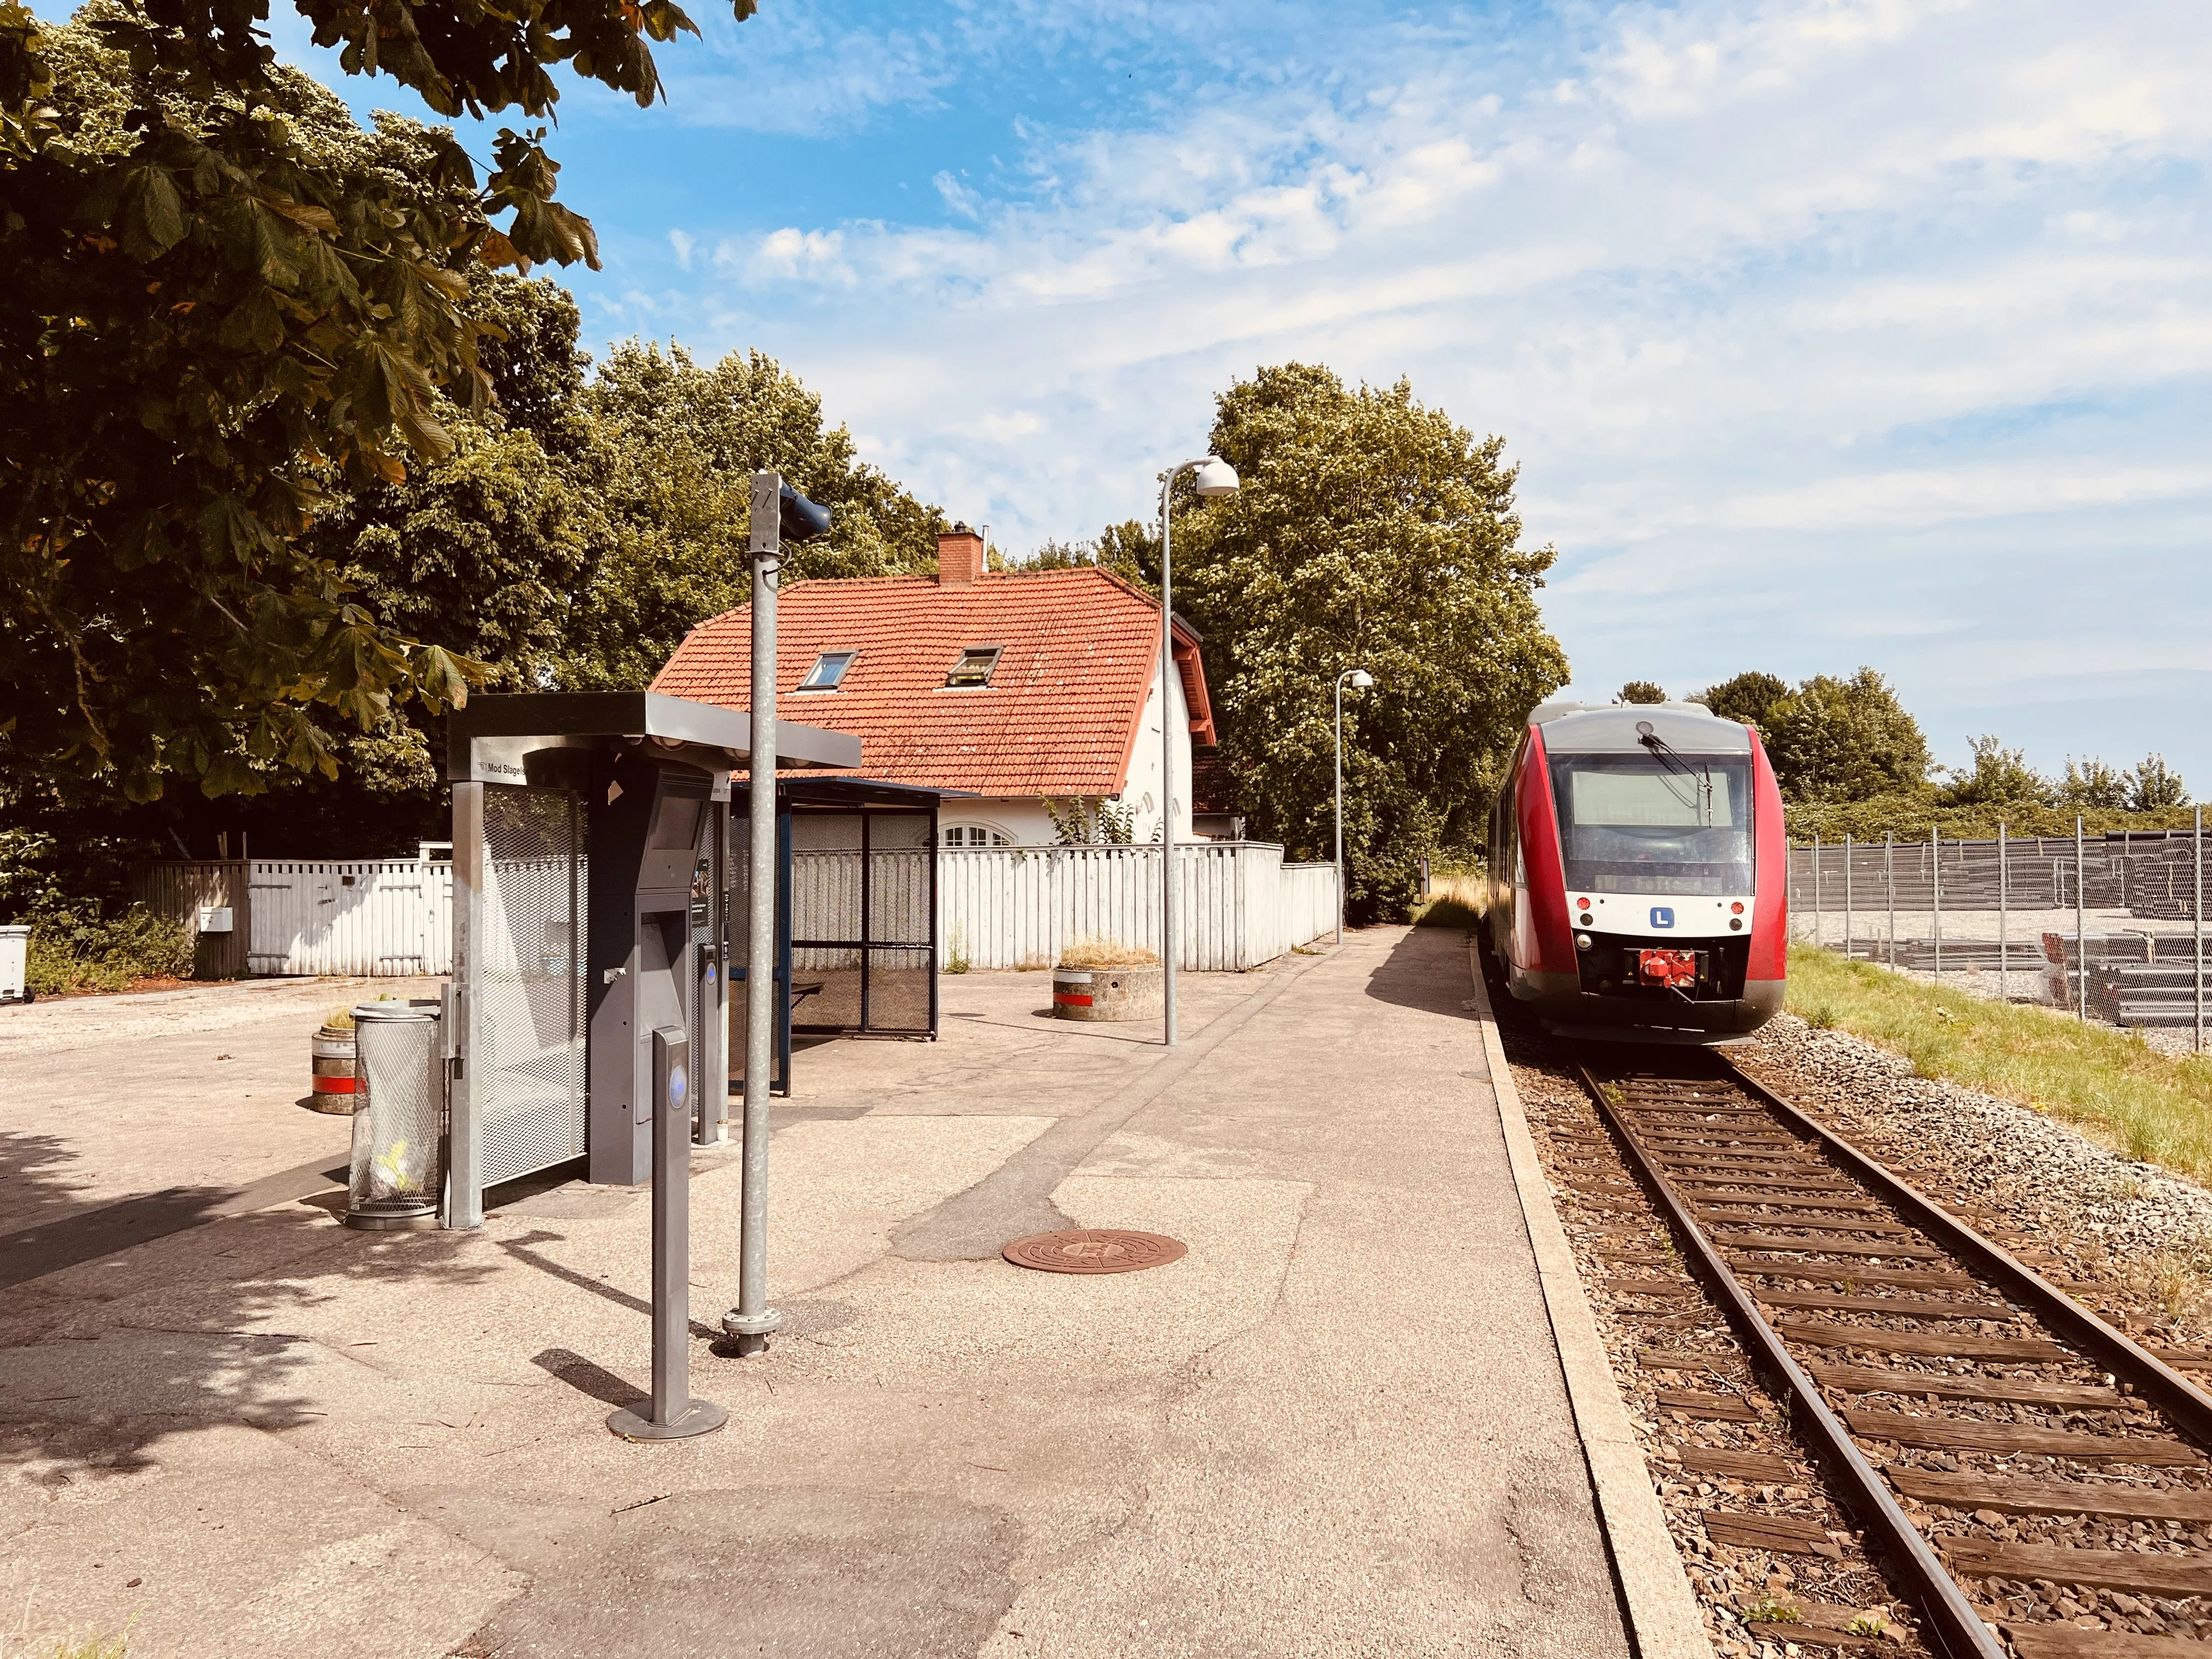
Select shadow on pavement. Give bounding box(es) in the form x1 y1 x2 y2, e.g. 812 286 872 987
0 1129 92 1242
0 1160 503 1476
1355 923 1485 1022
0 1144 352 1290
533 1346 647 1409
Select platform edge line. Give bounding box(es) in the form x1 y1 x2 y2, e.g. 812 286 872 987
1466 939 1716 1659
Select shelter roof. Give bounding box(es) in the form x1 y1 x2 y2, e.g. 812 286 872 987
443 690 860 783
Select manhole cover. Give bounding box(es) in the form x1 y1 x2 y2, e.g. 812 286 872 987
1001 1229 1188 1274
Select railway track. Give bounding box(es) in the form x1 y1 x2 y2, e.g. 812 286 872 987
1569 1049 2212 1659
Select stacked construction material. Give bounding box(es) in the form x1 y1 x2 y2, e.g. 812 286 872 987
2041 932 2210 1028
1842 937 2052 984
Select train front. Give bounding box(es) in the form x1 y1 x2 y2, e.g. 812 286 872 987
1523 706 1786 1042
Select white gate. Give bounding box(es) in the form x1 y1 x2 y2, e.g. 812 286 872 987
247 860 454 976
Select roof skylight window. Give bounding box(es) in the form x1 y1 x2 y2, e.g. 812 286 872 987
798 650 857 691
946 646 1003 688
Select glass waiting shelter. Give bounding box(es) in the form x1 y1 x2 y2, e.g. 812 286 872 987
441 691 862 1226
731 777 953 1097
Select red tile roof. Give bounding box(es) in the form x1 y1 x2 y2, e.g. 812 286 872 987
652 568 1215 797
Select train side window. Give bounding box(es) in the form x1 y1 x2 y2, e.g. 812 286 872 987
1504 749 1526 888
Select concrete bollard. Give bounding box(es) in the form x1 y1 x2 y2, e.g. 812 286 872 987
1053 964 1165 1022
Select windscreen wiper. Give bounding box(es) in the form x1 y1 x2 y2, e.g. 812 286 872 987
1635 720 1715 826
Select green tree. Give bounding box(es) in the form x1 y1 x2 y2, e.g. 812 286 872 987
2129 754 2190 810
1760 669 1929 803
1094 520 1161 586
1938 735 2051 808
1618 680 1666 705
561 342 945 690
1 0 755 799
469 270 595 459
2 264 613 864
1173 363 1568 922
1004 520 1158 588
2059 758 2129 809
1694 671 1788 731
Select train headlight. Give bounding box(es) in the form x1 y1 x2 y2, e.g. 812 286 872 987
1576 932 1593 951
1729 918 1743 931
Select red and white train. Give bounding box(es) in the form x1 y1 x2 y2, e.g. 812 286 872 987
1485 700 1788 1043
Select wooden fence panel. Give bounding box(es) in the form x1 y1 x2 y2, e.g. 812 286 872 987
132 861 250 979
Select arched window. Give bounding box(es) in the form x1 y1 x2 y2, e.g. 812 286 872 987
941 823 1013 848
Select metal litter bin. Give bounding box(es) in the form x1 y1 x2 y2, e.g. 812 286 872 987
345 1000 446 1231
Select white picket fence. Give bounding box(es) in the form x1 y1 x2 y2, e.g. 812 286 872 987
152 841 1334 978
935 843 1337 971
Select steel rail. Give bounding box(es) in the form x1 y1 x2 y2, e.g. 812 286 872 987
1714 1054 2212 1445
1578 1063 2005 1659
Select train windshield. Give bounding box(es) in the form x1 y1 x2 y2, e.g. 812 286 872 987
1547 754 1753 896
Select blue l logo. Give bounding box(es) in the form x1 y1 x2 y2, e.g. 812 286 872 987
1650 906 1675 929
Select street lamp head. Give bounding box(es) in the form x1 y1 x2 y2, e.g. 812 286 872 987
1347 668 1375 690
1192 456 1240 497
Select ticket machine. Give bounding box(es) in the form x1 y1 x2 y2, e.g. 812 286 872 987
585 747 714 1186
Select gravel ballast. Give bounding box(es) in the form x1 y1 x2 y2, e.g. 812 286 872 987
1489 943 2212 1657
1735 1014 2212 1331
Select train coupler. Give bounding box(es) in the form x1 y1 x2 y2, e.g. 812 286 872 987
1637 949 1702 991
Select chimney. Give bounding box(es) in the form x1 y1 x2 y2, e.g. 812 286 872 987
938 522 985 586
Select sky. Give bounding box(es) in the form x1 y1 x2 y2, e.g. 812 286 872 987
274 0 2212 794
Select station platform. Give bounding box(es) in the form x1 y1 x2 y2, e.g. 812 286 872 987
1 928 1669 1657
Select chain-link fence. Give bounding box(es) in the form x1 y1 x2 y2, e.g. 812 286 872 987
1787 816 2208 1050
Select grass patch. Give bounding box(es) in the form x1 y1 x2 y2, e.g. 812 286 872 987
1056 938 1159 969
1413 895 1481 928
1785 943 2212 1181
22 1631 130 1657
1414 871 1485 929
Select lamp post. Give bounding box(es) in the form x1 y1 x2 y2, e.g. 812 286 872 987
1156 454 1239 1047
1334 668 1374 944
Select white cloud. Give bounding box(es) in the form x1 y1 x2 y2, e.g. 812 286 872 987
724 227 856 286
934 172 984 222
658 10 954 135
1712 463 2212 533
668 229 695 272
